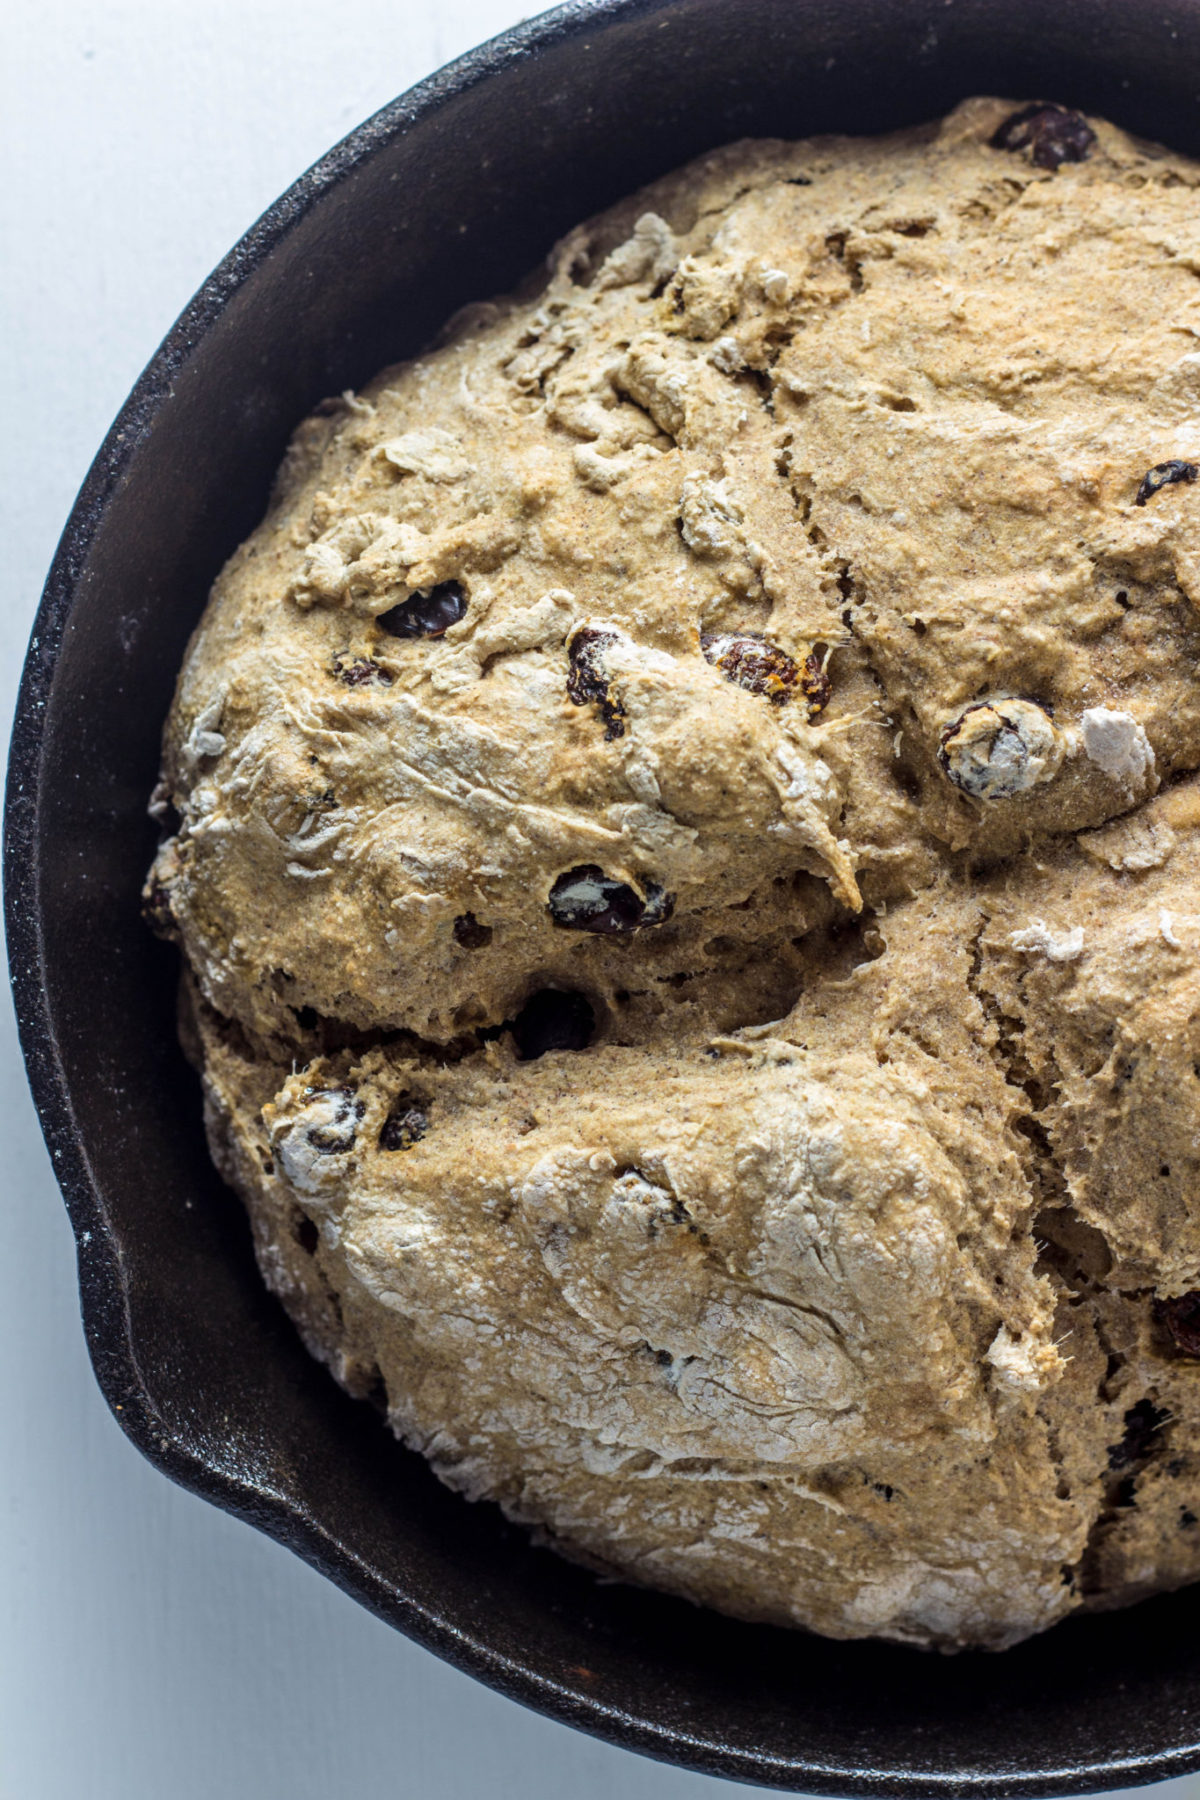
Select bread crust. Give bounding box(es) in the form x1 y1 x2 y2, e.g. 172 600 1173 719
150 98 1200 1649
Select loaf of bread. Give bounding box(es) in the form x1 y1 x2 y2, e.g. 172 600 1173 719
146 97 1200 1649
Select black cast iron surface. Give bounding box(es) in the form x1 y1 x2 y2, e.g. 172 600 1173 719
9 0 1200 1790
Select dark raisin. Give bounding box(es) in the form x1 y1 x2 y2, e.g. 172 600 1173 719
991 103 1096 171
294 1214 319 1255
801 646 833 719
701 632 801 706
453 912 493 950
1158 1290 1200 1356
1182 1508 1198 1528
1135 460 1198 506
379 1098 428 1152
333 654 393 686
376 581 467 638
937 697 1059 801
511 989 596 1060
567 627 626 739
305 1086 364 1154
549 866 641 932
141 879 178 941
548 865 674 935
1107 1397 1169 1470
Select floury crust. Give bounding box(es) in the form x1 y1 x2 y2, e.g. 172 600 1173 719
150 98 1200 1650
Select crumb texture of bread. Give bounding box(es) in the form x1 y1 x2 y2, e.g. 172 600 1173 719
149 97 1200 1650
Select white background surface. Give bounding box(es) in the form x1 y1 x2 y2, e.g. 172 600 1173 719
3 5 1200 1798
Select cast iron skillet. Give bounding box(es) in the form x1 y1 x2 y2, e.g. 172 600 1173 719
8 0 1200 1790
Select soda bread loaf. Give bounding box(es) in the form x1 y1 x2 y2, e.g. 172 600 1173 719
147 97 1200 1649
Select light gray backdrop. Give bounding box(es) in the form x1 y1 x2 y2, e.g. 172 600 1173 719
2 4 1196 1797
